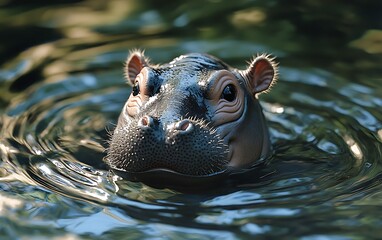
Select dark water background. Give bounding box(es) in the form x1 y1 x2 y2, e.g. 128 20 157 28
0 0 381 239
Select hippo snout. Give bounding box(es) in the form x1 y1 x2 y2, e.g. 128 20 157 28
107 116 229 176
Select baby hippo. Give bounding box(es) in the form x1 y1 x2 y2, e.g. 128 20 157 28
106 50 277 179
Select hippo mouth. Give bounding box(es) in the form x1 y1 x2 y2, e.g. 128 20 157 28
106 118 231 184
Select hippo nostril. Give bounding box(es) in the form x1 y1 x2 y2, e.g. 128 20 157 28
138 116 154 128
141 117 149 126
179 121 189 131
175 119 193 133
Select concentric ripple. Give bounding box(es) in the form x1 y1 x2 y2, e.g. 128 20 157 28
0 1 381 238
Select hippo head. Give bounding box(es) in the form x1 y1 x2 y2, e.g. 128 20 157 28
106 50 277 183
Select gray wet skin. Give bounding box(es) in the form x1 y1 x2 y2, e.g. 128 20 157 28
106 50 278 176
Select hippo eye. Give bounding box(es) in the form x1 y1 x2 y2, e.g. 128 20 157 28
132 81 140 96
221 84 236 102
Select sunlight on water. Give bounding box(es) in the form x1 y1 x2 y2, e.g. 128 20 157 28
345 135 363 160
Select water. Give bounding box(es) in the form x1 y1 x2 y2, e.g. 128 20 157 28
1 0 381 239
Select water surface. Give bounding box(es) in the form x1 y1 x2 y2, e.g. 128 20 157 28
0 1 381 239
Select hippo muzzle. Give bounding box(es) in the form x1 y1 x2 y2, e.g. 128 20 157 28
108 116 229 176
106 50 278 184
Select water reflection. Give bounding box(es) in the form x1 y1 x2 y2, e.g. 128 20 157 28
351 30 382 54
0 0 381 239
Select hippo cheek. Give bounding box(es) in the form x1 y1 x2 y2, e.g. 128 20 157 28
106 119 230 176
215 100 271 168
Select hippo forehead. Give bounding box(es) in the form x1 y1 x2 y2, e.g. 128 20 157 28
157 53 230 87
167 53 229 71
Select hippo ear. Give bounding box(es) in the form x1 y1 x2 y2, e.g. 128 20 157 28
242 54 278 96
124 50 149 85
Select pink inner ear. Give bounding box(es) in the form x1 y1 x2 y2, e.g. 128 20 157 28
126 54 145 85
250 58 275 94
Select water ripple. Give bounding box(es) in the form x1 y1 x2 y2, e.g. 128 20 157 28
0 3 381 237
